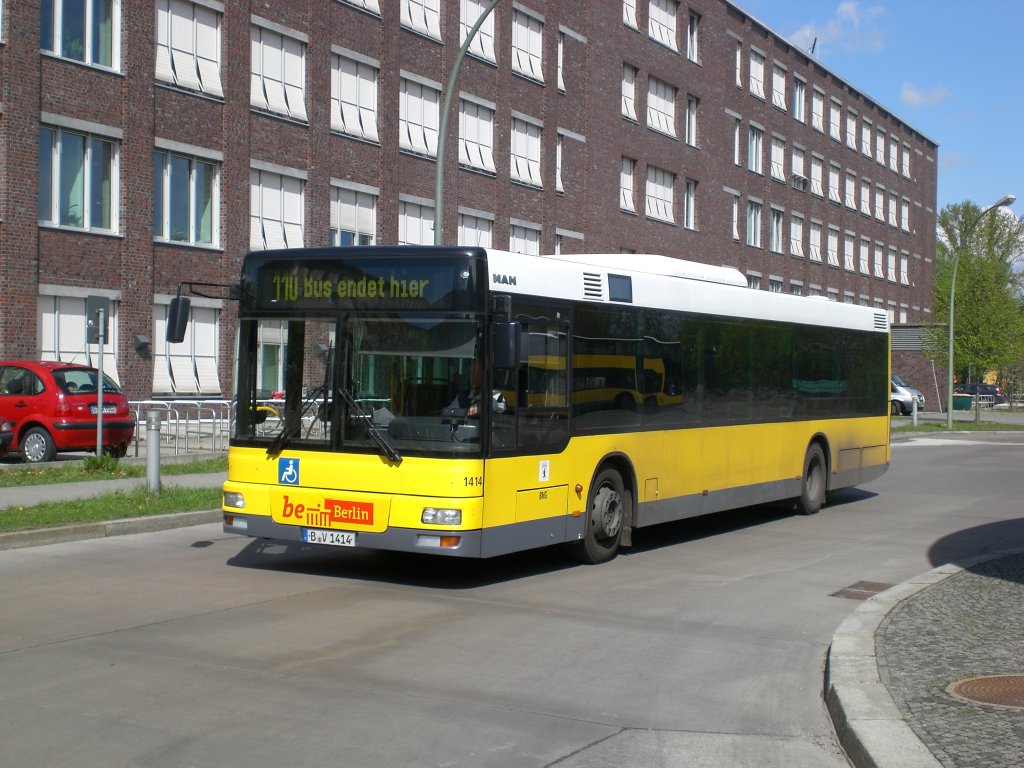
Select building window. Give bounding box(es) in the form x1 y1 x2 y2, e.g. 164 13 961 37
621 64 637 121
458 212 493 247
859 239 870 274
771 64 786 110
811 89 824 132
828 164 841 203
685 95 698 146
747 125 763 174
827 227 840 267
769 208 783 253
901 199 910 232
340 0 380 14
733 118 742 166
459 98 496 173
860 179 871 215
649 0 677 51
770 136 785 181
645 165 675 223
887 247 897 282
154 0 221 96
810 155 823 196
861 119 872 156
889 136 899 172
845 172 856 209
792 77 805 122
875 129 885 164
888 192 898 227
510 222 540 255
511 117 542 187
734 40 743 87
902 144 912 177
647 77 677 137
555 135 564 193
401 0 441 40
620 157 635 212
250 24 307 121
791 146 805 182
746 200 761 247
329 186 376 246
461 0 496 62
557 31 565 91
623 0 637 29
400 77 440 157
332 53 379 142
749 50 765 99
844 233 855 271
683 178 696 230
769 277 782 293
41 0 119 68
873 243 884 278
790 215 804 257
38 126 117 232
153 302 220 395
846 111 858 150
747 273 761 290
874 186 884 220
829 99 841 141
809 221 822 262
512 8 543 82
250 169 304 250
687 11 699 61
399 199 434 245
900 254 910 285
152 149 218 245
730 194 740 240
39 294 122 382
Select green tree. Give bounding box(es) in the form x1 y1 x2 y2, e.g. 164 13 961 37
925 201 1024 385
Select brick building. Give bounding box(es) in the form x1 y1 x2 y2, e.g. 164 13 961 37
0 0 937 401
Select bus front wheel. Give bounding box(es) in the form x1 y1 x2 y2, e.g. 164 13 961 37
569 468 627 564
796 443 827 515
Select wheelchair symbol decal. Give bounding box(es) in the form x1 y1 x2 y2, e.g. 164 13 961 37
278 458 299 485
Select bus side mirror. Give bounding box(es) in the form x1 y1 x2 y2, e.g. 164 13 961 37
493 322 522 369
166 296 191 343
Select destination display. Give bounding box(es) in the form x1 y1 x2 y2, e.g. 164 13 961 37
243 251 483 313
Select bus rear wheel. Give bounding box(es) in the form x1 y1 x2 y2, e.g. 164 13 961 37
796 443 826 515
569 468 627 564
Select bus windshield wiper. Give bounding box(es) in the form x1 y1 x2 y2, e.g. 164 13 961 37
265 407 304 457
339 387 402 463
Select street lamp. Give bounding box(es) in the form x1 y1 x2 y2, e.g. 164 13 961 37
946 193 1017 428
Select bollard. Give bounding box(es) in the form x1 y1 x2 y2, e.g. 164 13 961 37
146 410 162 493
911 397 918 427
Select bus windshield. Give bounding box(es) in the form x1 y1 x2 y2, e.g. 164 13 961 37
236 314 485 458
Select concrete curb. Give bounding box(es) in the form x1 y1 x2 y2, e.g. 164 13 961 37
825 549 1024 768
0 509 221 551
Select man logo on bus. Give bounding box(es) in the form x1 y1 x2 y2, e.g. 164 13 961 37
278 458 299 485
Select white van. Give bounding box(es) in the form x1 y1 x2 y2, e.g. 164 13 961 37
891 373 926 415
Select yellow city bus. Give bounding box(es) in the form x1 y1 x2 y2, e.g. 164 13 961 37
200 246 889 564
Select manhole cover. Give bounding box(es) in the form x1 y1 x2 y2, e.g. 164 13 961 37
947 675 1024 709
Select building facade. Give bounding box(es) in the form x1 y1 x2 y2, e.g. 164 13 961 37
0 0 938 401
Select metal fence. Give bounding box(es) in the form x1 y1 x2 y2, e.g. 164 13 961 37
129 399 234 456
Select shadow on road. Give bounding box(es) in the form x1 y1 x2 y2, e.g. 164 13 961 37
221 487 878 587
928 516 1024 579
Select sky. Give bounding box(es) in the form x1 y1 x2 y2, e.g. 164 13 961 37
736 0 1022 216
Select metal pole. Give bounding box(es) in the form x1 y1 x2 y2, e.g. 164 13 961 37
96 306 105 455
433 0 501 245
146 410 162 493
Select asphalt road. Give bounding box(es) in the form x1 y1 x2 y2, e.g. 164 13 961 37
2 432 1023 768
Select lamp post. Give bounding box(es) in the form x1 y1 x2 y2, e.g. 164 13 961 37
433 0 501 245
946 193 1016 428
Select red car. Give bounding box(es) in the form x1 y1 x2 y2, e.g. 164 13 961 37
0 360 135 463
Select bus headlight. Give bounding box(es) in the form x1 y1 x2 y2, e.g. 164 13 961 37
422 507 461 525
223 491 246 509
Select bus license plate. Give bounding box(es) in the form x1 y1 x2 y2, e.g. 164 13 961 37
304 529 356 547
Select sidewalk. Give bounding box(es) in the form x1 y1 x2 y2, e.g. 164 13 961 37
827 550 1024 768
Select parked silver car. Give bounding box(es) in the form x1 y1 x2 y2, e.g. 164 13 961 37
891 373 926 415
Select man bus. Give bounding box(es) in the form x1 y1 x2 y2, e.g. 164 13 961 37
170 246 889 564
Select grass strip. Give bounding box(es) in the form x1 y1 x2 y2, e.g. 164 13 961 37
0 457 227 488
891 420 1024 434
0 486 223 532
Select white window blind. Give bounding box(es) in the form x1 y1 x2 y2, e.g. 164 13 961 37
332 55 378 142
